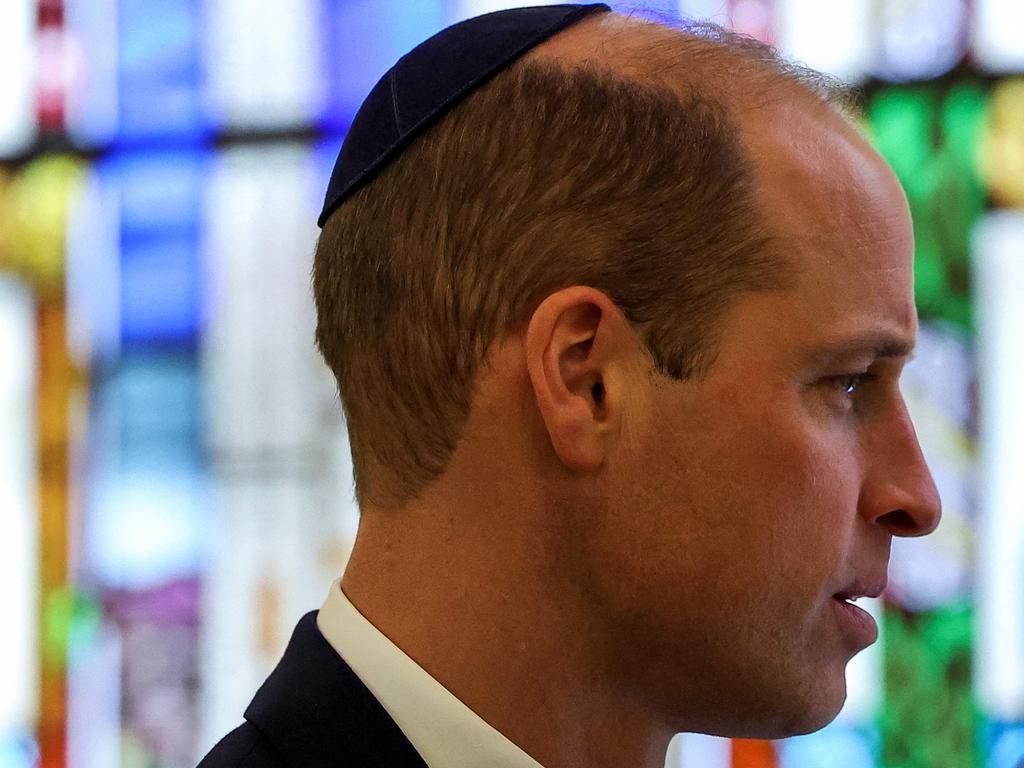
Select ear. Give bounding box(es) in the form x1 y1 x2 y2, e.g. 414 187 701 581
524 286 632 473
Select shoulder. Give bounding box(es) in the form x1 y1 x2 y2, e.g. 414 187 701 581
196 722 285 767
196 609 429 768
196 719 384 768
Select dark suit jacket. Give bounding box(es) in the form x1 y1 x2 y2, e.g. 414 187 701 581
196 610 430 767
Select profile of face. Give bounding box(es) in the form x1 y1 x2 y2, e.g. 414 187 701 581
552 100 943 740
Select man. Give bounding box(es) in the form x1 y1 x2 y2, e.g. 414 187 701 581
199 4 941 767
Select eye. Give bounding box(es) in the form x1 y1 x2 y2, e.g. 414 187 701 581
829 372 878 396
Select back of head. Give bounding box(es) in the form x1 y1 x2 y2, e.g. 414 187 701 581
312 11 860 510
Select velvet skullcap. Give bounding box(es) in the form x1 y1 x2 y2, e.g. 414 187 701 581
317 3 612 227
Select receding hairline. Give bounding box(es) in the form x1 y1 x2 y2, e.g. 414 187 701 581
526 10 862 125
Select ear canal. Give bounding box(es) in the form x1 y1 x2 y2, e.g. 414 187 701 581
592 382 605 405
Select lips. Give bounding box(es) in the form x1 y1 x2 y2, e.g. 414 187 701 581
831 593 880 646
833 576 888 602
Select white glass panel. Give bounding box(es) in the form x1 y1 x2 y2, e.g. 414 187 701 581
64 0 119 146
729 0 773 44
65 166 121 367
776 0 870 82
668 732 731 768
0 0 36 155
890 323 975 612
201 144 334 457
677 0 731 24
202 0 326 128
66 625 121 768
973 211 1024 720
90 464 208 588
835 595 882 722
871 0 969 82
974 0 1024 72
0 277 38 745
197 478 355 756
198 143 358 754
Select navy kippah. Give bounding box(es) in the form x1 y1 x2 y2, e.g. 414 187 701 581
317 3 612 227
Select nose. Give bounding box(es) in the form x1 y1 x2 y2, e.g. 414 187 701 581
860 396 942 537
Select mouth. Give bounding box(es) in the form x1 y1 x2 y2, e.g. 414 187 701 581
831 594 879 647
832 576 887 603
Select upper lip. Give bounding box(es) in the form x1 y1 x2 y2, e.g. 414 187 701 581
833 577 888 600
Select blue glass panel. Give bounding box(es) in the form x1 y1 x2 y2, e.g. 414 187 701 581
0 729 37 768
779 724 879 768
118 0 205 140
608 0 679 18
85 353 208 589
103 149 206 344
121 238 201 344
325 0 447 129
313 131 347 217
103 151 206 236
987 722 1024 768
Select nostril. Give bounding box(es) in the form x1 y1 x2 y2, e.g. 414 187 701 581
881 508 919 535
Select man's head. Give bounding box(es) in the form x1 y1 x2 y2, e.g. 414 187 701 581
315 8 941 741
313 9 854 508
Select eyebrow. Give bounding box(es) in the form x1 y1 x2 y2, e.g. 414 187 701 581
804 332 917 368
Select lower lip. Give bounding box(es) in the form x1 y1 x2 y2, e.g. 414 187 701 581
831 597 878 647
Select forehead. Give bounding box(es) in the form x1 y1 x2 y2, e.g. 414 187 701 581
740 98 918 352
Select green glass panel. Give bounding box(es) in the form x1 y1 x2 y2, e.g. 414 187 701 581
68 591 103 652
43 587 104 672
867 85 987 333
42 586 75 671
877 603 983 768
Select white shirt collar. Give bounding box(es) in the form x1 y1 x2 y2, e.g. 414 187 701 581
315 578 546 768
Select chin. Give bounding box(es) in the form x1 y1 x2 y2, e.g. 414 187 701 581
770 680 848 739
682 681 846 741
729 674 848 740
666 647 850 740
716 704 844 741
777 707 844 738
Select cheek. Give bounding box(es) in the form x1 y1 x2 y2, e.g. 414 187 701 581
678 410 858 592
600 391 860 612
748 424 862 611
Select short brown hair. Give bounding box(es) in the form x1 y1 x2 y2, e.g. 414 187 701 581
313 18 858 510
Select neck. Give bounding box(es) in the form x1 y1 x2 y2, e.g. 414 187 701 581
340 499 675 768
